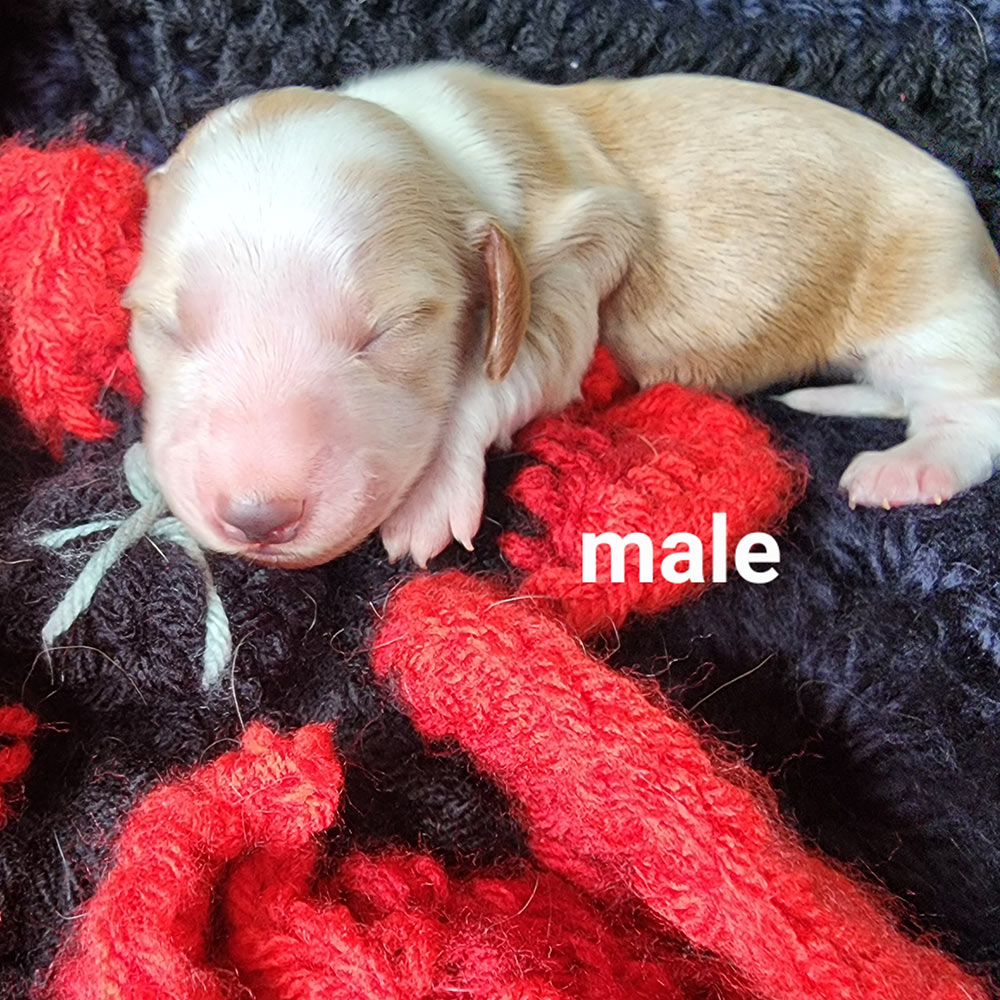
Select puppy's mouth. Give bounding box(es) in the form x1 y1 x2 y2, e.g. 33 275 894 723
237 542 328 569
216 496 387 569
207 510 326 568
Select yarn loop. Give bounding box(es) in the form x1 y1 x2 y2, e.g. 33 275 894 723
37 442 232 687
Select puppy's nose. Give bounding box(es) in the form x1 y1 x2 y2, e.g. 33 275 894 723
216 497 304 545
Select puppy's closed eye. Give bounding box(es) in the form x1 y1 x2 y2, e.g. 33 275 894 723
364 298 447 352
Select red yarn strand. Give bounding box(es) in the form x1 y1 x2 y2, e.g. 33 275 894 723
45 724 341 1000
43 723 737 1000
372 571 990 1000
0 142 144 456
0 704 36 828
501 348 807 636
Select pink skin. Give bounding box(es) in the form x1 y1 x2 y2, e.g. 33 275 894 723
142 358 442 568
133 255 458 569
146 366 430 567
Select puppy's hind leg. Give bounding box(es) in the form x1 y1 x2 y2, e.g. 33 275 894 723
839 298 1000 509
775 384 906 419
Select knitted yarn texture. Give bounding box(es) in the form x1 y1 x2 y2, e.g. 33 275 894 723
0 706 35 829
2 0 999 206
373 571 991 1000
0 141 142 454
1 0 1000 994
44 665 992 1000
501 348 806 634
613 396 1000 972
41 723 726 1000
36 443 233 687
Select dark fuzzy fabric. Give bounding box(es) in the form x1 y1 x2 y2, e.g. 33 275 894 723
1 0 1000 994
0 397 532 996
611 398 1000 968
0 0 998 177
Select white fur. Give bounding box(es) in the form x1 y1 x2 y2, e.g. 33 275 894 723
342 65 525 226
780 277 1000 506
130 90 476 565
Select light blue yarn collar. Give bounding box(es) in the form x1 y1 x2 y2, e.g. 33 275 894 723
36 442 232 687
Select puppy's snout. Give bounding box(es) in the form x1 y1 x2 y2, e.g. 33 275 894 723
216 496 305 545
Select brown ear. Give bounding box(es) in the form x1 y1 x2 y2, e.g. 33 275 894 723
481 222 530 381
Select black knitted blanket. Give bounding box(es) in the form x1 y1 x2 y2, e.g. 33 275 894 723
0 0 999 995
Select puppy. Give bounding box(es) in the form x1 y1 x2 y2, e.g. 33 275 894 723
125 62 1000 568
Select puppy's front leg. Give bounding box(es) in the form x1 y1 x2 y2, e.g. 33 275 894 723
380 269 600 566
381 185 646 566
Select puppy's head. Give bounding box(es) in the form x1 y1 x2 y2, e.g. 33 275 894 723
125 88 528 567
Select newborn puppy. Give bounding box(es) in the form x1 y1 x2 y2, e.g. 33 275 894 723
126 62 1000 568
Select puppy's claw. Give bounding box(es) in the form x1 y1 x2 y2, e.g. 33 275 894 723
382 538 404 565
934 494 943 506
881 498 891 510
380 449 486 566
848 496 857 511
402 532 446 570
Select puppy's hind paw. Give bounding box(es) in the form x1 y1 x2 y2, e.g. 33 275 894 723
840 436 993 510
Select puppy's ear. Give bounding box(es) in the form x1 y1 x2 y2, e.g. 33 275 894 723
120 164 168 312
476 220 530 381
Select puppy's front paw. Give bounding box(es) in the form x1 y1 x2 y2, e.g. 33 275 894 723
380 454 486 567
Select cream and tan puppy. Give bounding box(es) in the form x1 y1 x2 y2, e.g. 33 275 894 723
125 62 1000 568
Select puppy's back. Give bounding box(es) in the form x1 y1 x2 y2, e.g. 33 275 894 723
562 72 996 390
